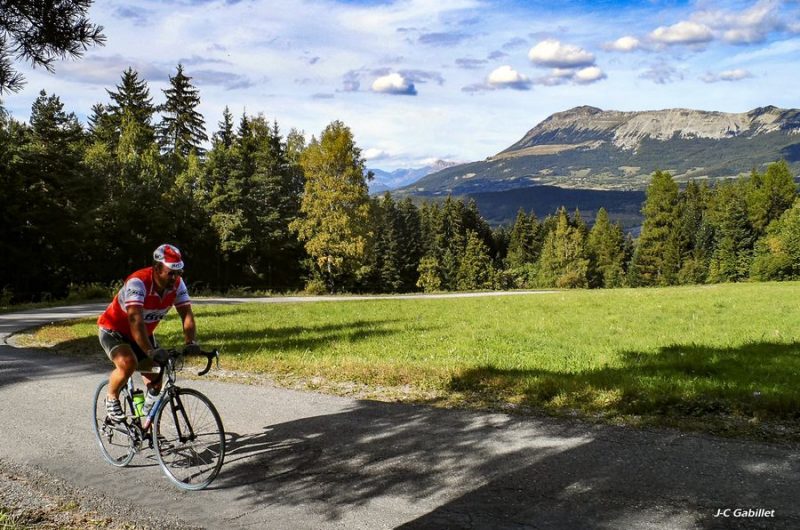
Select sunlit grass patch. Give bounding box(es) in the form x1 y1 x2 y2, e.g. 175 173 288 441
19 282 800 439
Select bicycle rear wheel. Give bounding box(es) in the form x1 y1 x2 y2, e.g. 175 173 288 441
153 388 225 490
91 380 136 467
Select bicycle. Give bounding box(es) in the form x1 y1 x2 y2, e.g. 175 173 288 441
91 347 225 490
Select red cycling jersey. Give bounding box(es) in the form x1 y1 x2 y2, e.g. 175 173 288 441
98 267 191 337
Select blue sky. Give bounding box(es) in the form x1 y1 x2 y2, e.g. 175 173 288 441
4 0 800 169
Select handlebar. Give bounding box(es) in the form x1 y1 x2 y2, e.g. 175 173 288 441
163 347 220 376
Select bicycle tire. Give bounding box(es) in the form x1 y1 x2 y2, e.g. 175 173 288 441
153 388 225 490
91 380 136 467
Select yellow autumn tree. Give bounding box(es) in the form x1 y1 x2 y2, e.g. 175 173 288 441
289 121 373 292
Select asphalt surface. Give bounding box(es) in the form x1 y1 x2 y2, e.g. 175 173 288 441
1 299 799 529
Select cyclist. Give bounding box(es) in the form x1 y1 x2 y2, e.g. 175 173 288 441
98 244 201 423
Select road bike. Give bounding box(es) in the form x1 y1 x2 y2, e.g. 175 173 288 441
91 347 225 490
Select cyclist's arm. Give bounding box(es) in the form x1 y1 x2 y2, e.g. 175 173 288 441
127 305 156 355
176 304 197 346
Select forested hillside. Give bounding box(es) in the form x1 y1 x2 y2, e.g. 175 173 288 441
1 67 799 302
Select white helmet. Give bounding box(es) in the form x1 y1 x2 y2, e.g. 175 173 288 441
153 244 184 270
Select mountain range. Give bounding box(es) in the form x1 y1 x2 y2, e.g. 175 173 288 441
400 105 800 196
393 105 800 226
367 160 459 194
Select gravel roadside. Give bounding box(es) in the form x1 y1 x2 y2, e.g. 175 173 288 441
0 460 199 530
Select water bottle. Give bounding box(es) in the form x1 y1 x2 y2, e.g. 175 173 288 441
132 389 145 417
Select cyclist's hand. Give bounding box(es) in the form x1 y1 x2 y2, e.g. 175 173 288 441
184 342 201 356
149 347 170 364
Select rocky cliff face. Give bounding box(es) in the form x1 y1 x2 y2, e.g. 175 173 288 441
502 106 800 153
398 105 800 195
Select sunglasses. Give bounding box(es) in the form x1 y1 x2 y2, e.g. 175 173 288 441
165 268 183 278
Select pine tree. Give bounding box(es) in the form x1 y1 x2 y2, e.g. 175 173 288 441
676 180 711 284
105 67 156 150
0 1 105 94
746 160 797 237
289 120 373 291
751 198 800 280
628 170 680 286
537 207 589 288
587 208 626 288
157 64 208 159
457 230 494 290
396 197 423 291
18 91 100 296
707 180 756 282
506 209 532 269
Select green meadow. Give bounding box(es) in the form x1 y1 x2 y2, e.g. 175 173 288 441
25 282 800 439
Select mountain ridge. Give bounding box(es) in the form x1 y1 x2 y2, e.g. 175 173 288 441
397 105 800 196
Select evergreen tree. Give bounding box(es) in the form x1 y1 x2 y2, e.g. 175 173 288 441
746 160 797 237
417 255 443 293
396 197 424 291
457 230 494 290
0 1 105 94
676 180 712 284
587 208 626 288
707 180 756 282
628 170 680 286
17 91 100 296
506 209 532 269
537 207 589 288
289 120 372 291
157 64 208 159
751 198 800 280
105 67 156 150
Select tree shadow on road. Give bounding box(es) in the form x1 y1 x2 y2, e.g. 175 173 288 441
213 399 800 528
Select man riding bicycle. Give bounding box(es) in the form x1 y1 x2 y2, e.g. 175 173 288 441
98 244 201 423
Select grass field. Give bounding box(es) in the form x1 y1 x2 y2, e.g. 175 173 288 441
22 282 800 439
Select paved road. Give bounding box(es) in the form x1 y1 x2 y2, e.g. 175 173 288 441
1 300 799 529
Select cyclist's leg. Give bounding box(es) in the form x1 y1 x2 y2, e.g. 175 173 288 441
139 335 162 394
108 346 137 400
98 328 138 400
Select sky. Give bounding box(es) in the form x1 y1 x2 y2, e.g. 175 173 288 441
3 0 800 170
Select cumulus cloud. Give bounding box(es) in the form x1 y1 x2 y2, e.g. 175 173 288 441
573 66 606 84
694 0 782 44
528 39 595 68
371 73 417 95
605 36 641 52
526 38 604 85
649 21 714 45
487 65 532 90
701 69 754 83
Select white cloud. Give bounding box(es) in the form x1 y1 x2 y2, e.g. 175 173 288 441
649 21 714 45
605 36 640 52
487 65 532 90
528 39 595 68
693 0 781 44
371 73 417 95
701 69 754 83
363 147 390 160
573 66 606 84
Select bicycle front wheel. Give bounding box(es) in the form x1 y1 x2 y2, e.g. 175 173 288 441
91 380 136 467
153 388 225 490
